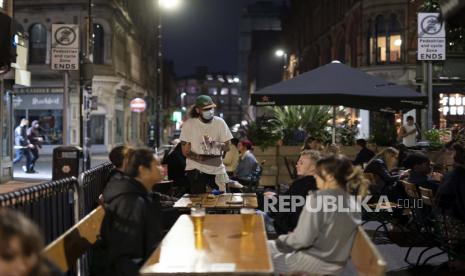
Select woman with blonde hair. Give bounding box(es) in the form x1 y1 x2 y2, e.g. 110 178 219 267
364 147 403 197
269 155 369 275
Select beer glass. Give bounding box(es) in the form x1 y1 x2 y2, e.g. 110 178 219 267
191 207 206 234
240 208 256 235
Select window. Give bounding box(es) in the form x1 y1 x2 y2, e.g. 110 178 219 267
29 24 47 64
375 16 387 63
208 87 217 95
220 88 229 95
337 38 345 63
368 15 403 65
93 24 104 64
389 15 402 63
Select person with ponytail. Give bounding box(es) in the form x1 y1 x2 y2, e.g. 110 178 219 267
100 148 164 276
269 155 369 275
436 143 465 223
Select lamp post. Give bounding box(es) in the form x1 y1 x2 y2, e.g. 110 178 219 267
275 49 288 70
153 0 181 148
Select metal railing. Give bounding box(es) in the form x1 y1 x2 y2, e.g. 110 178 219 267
0 162 113 242
0 177 79 244
78 162 113 216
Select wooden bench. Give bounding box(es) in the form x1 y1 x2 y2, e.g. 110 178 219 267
43 206 105 272
351 226 386 276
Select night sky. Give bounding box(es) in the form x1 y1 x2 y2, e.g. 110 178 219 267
162 0 279 77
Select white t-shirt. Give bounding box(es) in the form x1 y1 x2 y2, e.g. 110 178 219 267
402 124 417 147
179 116 233 175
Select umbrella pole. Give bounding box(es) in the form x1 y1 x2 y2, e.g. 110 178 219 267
332 106 336 144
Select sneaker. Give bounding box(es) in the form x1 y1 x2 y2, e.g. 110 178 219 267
25 170 35 174
22 165 27 172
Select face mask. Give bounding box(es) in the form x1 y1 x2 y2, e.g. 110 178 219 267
201 109 214 120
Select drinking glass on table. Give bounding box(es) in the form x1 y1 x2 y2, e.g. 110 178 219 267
191 207 206 234
240 208 256 236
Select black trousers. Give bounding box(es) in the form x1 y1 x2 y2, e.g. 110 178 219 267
186 169 218 194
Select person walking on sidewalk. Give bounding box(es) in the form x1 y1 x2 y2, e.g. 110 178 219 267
13 118 34 173
27 120 43 173
180 95 233 194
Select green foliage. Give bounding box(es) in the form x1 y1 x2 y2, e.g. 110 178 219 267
335 113 359 146
423 129 448 149
242 116 281 150
266 106 332 145
369 112 397 146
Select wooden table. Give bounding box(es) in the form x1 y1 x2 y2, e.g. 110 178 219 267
140 214 273 275
173 193 258 211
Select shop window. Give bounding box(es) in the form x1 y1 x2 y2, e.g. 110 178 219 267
90 115 105 144
93 23 104 64
115 110 124 144
29 24 47 64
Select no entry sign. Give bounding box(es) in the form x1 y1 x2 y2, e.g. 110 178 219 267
130 98 147 113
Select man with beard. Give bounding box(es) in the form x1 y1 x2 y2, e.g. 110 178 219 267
180 95 233 194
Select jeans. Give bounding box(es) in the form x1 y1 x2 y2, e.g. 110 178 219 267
13 148 33 171
30 148 39 169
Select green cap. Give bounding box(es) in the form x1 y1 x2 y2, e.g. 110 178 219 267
195 95 217 109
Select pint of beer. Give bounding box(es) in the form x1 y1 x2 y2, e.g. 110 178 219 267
240 208 256 235
191 207 206 234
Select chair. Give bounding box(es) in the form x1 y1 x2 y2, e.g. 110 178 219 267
43 206 105 272
351 226 386 276
400 180 420 199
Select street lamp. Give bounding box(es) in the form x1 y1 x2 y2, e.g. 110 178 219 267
152 0 182 148
275 49 288 70
159 0 181 10
180 92 186 111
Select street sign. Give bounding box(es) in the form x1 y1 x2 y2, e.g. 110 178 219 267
51 24 79 70
417 13 446 60
130 98 147 113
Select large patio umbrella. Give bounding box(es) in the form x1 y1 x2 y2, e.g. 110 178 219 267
251 61 427 143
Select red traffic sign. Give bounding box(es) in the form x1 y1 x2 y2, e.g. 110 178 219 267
130 98 147 113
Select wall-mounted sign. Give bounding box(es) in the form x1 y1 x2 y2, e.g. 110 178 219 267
13 94 63 110
130 98 146 113
51 24 79 70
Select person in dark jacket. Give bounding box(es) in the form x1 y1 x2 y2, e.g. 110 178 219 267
26 120 43 173
403 152 442 194
164 141 189 196
101 148 164 276
353 139 375 167
436 143 465 223
13 118 34 173
267 150 320 234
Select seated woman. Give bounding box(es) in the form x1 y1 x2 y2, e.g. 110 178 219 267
364 147 404 199
0 209 63 276
268 150 320 234
234 140 258 182
100 148 164 276
268 155 368 275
